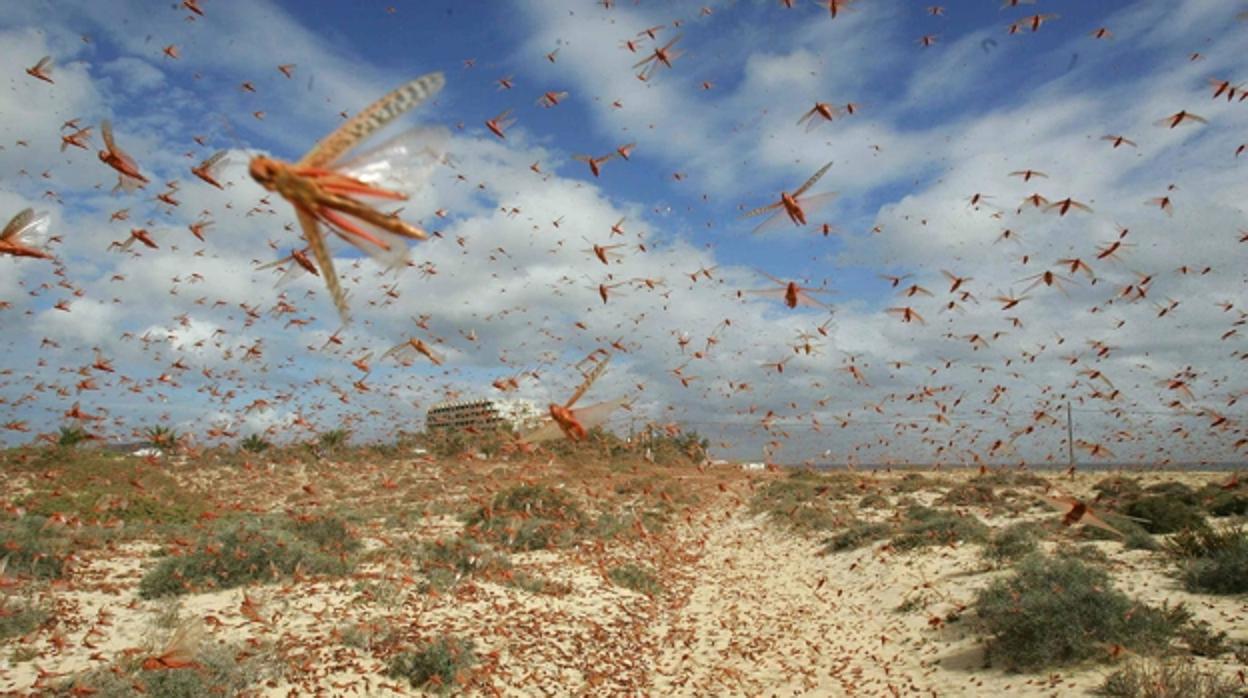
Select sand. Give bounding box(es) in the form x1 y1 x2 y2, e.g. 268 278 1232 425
1 460 1245 696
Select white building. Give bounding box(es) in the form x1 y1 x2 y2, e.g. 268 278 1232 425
425 398 545 433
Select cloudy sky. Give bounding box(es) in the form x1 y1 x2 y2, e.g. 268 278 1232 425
0 0 1245 466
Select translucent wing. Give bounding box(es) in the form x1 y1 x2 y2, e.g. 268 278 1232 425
750 209 789 234
521 400 625 443
521 416 563 444
3 209 49 243
298 207 350 322
792 162 834 197
199 150 228 169
299 72 445 169
741 201 782 219
256 252 313 288
334 126 452 190
35 56 52 71
101 120 118 152
570 399 625 431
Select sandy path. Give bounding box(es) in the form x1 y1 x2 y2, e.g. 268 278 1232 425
647 497 1132 698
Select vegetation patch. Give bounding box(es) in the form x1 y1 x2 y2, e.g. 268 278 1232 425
385 636 477 694
974 554 1185 671
139 516 357 598
0 599 48 640
821 520 892 553
984 521 1041 563
1123 494 1208 535
749 473 854 533
607 563 664 596
891 506 988 551
0 515 70 580
1099 657 1240 698
938 481 997 506
1163 525 1248 595
50 641 272 698
463 484 589 551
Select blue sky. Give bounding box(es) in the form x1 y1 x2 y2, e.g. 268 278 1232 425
1 0 1246 464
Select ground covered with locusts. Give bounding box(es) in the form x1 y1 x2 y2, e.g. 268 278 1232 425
1 440 1246 696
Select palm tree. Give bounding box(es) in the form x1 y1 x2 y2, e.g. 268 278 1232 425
145 425 179 451
240 434 271 453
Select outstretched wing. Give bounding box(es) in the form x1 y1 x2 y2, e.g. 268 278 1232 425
792 161 833 197
299 72 445 169
2 209 49 244
566 353 611 408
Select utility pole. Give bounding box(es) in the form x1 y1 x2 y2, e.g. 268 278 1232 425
1066 401 1075 469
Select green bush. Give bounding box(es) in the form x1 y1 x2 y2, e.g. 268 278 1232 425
317 429 350 452
51 644 270 698
1124 495 1208 534
821 521 892 553
0 516 69 579
1164 525 1248 595
139 519 356 598
0 600 48 640
1203 490 1248 517
287 514 361 557
1100 657 1239 698
749 475 853 533
607 563 663 596
386 636 476 694
975 554 1184 671
56 425 91 449
984 522 1041 563
463 485 588 551
891 506 988 551
419 537 512 591
938 481 997 506
240 434 271 454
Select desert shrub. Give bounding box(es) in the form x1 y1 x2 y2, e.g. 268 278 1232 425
240 434 270 453
386 636 476 694
0 515 69 579
418 537 512 591
1124 495 1208 535
889 473 935 493
1164 525 1248 595
1179 619 1229 657
1142 482 1199 504
975 554 1184 671
607 563 664 596
591 509 668 540
287 514 360 557
463 484 588 551
972 470 1048 488
317 429 350 452
891 506 988 551
0 600 48 640
984 521 1041 563
858 492 889 509
749 476 851 533
1203 490 1248 517
50 643 270 698
1099 657 1239 698
139 519 356 598
938 481 997 506
1093 476 1142 501
821 521 892 553
1055 542 1112 566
